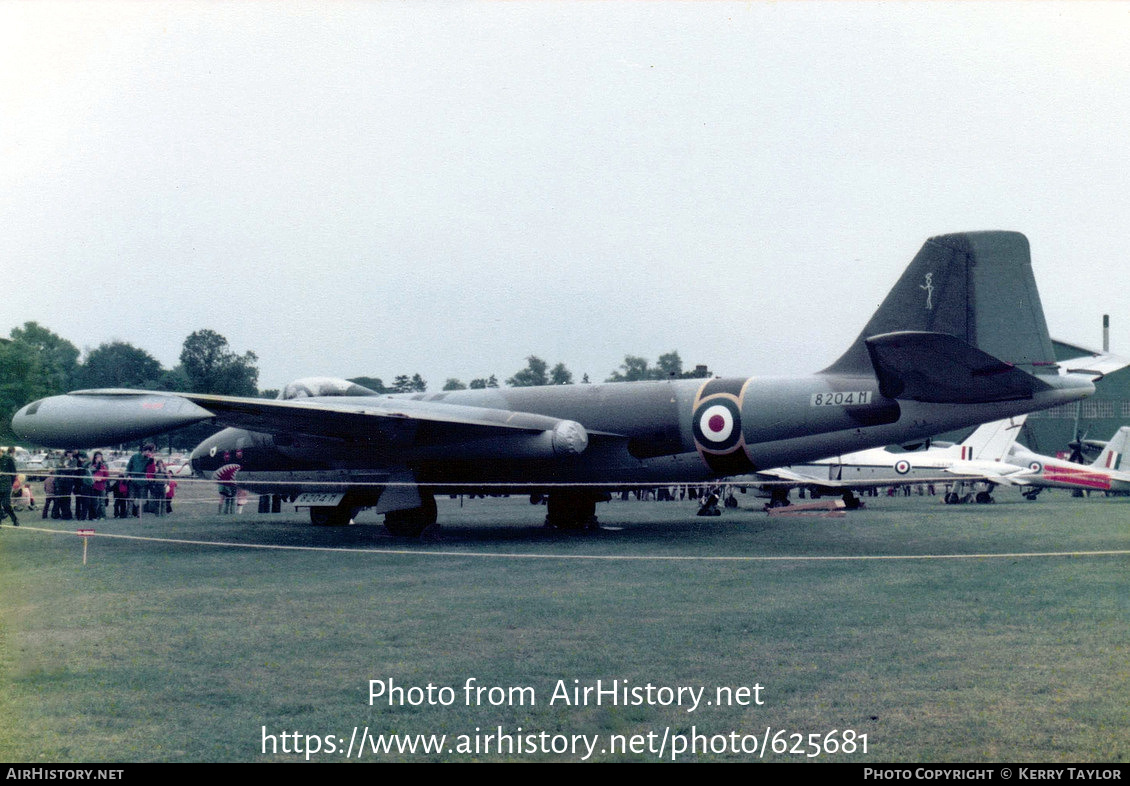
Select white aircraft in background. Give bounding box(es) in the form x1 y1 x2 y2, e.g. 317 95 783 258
752 417 1033 507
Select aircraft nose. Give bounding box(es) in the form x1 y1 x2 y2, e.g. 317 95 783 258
189 446 205 475
189 428 246 476
10 400 37 439
189 440 217 476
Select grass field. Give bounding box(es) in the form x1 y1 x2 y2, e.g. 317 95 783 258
1 483 1127 762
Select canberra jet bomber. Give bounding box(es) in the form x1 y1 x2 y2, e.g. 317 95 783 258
12 231 1098 536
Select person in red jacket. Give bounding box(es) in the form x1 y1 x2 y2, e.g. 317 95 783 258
90 451 110 520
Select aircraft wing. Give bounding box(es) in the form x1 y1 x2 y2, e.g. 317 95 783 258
750 468 829 485
748 468 963 492
12 389 604 459
178 392 580 441
942 463 1035 485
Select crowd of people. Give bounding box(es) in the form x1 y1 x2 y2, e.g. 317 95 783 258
29 443 178 521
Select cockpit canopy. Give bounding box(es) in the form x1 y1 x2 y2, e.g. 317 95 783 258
278 377 381 400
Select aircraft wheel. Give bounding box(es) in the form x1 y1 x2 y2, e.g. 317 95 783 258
384 494 438 537
1023 491 1040 500
310 505 356 526
545 492 599 530
943 492 961 505
975 491 993 504
768 489 791 508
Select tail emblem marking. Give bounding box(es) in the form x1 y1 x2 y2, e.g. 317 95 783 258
920 272 934 310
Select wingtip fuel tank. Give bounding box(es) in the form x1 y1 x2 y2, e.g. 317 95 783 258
12 390 215 448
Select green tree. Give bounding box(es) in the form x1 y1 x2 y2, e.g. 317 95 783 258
157 365 192 392
607 351 710 382
443 378 467 391
179 329 259 396
606 355 651 382
0 338 55 444
77 341 164 390
469 375 499 389
507 356 550 387
9 322 80 393
550 362 573 385
656 351 684 379
392 374 427 393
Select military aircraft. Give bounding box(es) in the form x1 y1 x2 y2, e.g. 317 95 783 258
1005 424 1130 499
750 416 1033 507
11 231 1098 535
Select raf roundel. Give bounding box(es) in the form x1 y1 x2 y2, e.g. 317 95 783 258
702 405 733 442
894 459 911 475
1029 461 1043 473
692 398 742 453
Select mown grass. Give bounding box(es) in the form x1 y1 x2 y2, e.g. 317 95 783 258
1 485 1127 762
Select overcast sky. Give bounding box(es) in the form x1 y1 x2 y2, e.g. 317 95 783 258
3 1 1128 391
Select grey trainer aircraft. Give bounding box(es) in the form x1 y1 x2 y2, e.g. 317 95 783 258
12 231 1097 535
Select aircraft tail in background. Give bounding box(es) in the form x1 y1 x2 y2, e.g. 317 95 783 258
959 416 1026 462
1091 426 1130 471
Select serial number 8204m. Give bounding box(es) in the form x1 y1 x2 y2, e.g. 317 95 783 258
810 391 873 407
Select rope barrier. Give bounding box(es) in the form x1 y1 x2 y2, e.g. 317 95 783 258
5 524 1130 563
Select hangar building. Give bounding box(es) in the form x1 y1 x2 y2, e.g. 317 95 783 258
1017 338 1130 457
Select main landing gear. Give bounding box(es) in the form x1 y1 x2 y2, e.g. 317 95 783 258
544 490 608 530
307 491 441 537
309 504 359 526
942 489 995 504
696 488 722 517
765 488 791 509
384 493 438 538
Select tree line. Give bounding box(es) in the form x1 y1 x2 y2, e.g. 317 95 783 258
1 320 711 444
0 323 263 445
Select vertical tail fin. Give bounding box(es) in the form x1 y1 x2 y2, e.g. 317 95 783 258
823 232 1056 376
959 416 1026 461
1091 426 1130 470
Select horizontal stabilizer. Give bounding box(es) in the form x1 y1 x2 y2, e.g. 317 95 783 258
866 331 1052 403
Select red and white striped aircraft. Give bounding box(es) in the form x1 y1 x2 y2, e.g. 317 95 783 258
1006 425 1130 499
